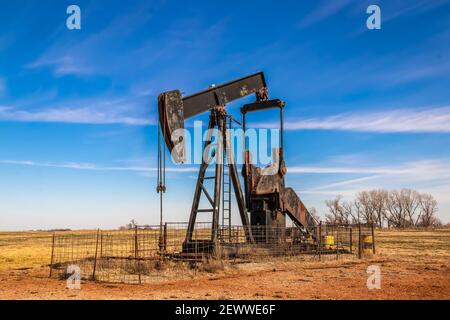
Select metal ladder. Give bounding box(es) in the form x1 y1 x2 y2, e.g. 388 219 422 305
221 118 232 242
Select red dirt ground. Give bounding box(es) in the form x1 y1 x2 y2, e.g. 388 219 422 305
1 255 449 300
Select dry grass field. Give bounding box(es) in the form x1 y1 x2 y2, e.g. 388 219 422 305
0 229 449 300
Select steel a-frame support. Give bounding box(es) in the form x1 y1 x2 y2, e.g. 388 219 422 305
184 109 253 250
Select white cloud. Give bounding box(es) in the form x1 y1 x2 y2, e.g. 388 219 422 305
2 157 450 221
0 94 154 126
380 0 449 25
297 0 354 29
290 159 450 178
0 106 150 125
289 166 398 174
2 158 449 178
0 160 198 173
259 106 450 133
304 175 383 191
3 158 450 192
295 159 450 222
297 159 450 189
26 3 154 77
27 56 94 77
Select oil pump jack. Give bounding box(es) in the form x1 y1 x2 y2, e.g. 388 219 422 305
158 72 317 253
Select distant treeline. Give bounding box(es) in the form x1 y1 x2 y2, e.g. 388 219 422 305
319 189 443 228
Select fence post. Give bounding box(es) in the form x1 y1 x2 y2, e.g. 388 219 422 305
159 223 164 255
336 227 339 261
134 226 141 284
194 228 198 276
358 223 362 259
318 222 322 261
92 229 100 281
349 227 353 253
371 223 376 254
100 231 103 258
49 232 55 278
163 223 168 253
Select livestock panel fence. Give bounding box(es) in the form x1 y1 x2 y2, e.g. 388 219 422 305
49 223 375 284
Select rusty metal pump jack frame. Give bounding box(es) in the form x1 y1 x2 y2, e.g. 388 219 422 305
183 106 254 251
158 72 317 253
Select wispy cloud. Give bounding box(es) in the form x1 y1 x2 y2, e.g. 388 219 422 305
349 0 450 36
2 157 450 220
297 0 354 29
3 158 449 180
259 106 450 133
296 158 450 221
306 175 383 191
0 94 154 125
0 160 197 173
27 56 94 77
26 3 228 82
289 167 397 174
375 0 449 25
26 3 154 77
301 159 450 194
292 159 450 180
0 106 151 125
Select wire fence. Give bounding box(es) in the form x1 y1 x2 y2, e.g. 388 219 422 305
49 222 375 284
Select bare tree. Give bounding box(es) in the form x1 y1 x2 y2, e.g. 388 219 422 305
418 193 439 227
353 198 362 223
324 189 441 229
325 195 343 224
384 189 420 228
371 189 388 228
130 219 138 228
401 189 421 227
356 191 376 224
354 190 388 227
385 190 407 228
119 219 139 230
341 200 357 224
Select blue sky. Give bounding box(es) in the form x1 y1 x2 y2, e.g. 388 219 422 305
1 0 450 230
